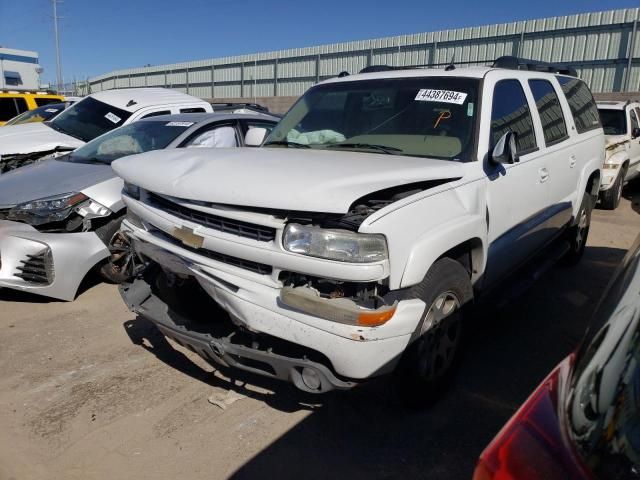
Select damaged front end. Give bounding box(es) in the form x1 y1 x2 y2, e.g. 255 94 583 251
0 148 72 174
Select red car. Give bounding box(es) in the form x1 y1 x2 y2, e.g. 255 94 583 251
474 234 640 480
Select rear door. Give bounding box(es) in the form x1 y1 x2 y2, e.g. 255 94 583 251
483 78 552 285
526 78 574 230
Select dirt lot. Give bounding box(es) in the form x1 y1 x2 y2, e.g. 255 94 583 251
1 183 639 480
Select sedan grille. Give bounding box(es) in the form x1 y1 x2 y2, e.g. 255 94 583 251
146 192 276 242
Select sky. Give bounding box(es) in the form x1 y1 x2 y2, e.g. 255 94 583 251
0 0 638 85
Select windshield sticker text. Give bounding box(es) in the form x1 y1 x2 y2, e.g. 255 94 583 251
104 112 122 124
45 108 60 113
166 122 194 127
415 89 468 105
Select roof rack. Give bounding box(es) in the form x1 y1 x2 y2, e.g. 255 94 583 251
492 56 577 77
210 102 269 113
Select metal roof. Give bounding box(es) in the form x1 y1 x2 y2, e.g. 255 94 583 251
88 88 208 112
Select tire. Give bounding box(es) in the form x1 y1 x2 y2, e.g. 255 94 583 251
393 257 473 408
562 191 593 266
94 214 140 284
599 170 623 210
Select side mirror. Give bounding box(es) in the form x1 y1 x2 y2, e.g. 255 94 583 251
632 127 640 139
245 127 268 147
491 131 519 165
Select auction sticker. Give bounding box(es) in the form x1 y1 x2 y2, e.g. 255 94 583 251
45 108 60 113
415 89 467 105
104 112 122 124
166 121 194 127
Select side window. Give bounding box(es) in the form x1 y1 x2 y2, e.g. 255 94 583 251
35 98 62 107
0 98 20 121
490 80 537 155
629 109 639 134
180 107 206 113
141 110 171 119
14 98 28 114
557 77 601 134
184 124 238 148
528 80 568 146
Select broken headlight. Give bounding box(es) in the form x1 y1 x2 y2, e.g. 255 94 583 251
7 192 89 226
283 223 388 263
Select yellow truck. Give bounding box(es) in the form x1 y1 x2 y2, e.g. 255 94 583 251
0 91 65 126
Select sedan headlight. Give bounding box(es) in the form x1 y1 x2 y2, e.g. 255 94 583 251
283 223 388 263
8 192 88 225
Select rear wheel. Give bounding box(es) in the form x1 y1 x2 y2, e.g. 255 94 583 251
562 191 593 266
393 258 472 408
599 169 624 210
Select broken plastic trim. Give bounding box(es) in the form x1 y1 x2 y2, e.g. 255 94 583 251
280 286 397 327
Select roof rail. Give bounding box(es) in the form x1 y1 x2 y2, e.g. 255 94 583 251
492 56 577 77
359 65 402 74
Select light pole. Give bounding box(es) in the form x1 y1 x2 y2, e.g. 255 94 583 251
52 0 63 92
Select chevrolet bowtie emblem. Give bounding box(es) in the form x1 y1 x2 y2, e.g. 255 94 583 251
172 226 204 249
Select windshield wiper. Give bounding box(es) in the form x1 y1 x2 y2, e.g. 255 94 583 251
326 143 403 154
263 140 311 149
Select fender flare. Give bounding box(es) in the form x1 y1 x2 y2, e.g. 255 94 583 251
399 214 486 289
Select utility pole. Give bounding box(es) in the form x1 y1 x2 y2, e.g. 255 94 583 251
52 0 63 93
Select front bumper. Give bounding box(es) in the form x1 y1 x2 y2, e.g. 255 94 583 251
121 219 426 386
0 220 109 300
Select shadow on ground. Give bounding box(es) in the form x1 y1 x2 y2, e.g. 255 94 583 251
122 243 628 479
623 178 640 215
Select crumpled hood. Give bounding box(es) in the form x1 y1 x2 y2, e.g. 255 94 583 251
0 122 84 155
0 158 114 207
112 148 464 213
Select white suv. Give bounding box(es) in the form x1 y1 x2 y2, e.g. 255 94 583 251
114 57 604 405
597 101 640 209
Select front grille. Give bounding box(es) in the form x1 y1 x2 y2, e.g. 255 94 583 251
15 251 52 284
146 192 276 242
150 228 273 276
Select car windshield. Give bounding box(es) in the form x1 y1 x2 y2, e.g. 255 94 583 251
65 120 191 165
566 237 640 479
599 108 627 136
5 103 65 126
264 76 479 161
49 96 132 143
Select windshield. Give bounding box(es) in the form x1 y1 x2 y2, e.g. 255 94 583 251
50 96 132 143
6 103 65 126
599 109 627 136
65 120 191 165
264 77 479 161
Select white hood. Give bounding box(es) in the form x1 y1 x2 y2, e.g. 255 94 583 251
112 148 464 213
0 122 84 155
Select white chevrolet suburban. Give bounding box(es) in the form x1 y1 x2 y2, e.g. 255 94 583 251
113 57 604 405
597 101 640 209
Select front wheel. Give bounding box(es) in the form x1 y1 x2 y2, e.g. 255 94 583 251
99 230 143 283
393 257 472 408
599 170 623 210
562 191 593 266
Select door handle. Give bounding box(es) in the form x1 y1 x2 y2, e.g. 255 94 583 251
539 167 550 183
569 155 577 168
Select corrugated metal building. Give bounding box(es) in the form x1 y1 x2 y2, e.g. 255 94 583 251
87 7 640 98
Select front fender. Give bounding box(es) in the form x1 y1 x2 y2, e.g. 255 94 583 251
399 215 486 288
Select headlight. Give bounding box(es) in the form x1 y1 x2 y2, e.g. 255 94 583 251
8 192 88 225
123 182 140 200
283 223 388 263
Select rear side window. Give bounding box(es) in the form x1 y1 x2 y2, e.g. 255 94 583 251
528 80 568 146
141 110 171 119
557 77 601 134
180 107 206 113
0 98 27 121
35 98 62 107
490 80 537 154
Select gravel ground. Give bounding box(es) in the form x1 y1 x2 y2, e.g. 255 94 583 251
0 181 639 480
